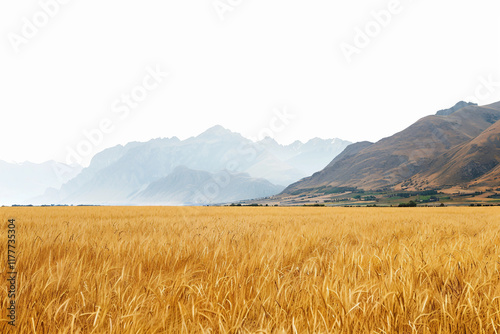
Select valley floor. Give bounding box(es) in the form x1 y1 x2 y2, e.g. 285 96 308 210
243 188 500 207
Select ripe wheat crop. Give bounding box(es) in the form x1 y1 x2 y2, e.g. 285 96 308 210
1 206 499 333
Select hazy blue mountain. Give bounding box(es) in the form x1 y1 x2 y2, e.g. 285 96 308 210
0 160 81 205
132 166 284 205
257 137 352 176
38 126 349 205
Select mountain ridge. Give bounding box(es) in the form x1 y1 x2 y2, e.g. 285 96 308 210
132 165 284 205
28 126 350 205
283 101 500 195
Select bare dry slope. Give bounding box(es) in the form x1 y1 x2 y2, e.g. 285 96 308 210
409 115 500 188
283 102 500 194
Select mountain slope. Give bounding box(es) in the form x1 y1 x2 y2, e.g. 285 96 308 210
283 101 500 194
133 166 284 205
256 137 352 175
436 101 477 116
408 116 500 188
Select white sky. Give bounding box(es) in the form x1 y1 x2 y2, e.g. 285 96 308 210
1 0 499 166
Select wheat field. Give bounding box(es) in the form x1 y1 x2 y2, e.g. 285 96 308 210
1 206 500 333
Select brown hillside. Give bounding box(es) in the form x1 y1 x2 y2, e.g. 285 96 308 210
283 102 500 194
409 116 500 189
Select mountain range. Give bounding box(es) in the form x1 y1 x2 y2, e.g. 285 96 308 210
283 101 500 196
132 166 284 205
5 100 500 206
19 127 350 205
